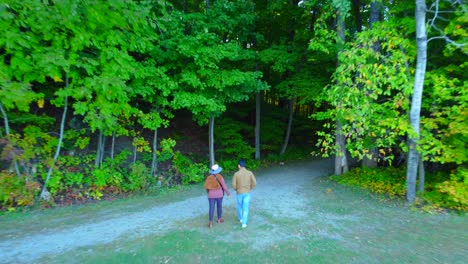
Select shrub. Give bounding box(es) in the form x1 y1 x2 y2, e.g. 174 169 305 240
423 168 467 211
123 162 149 191
173 152 205 185
330 167 406 197
215 117 255 162
0 171 40 209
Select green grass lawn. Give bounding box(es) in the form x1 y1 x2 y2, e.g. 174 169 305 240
18 176 466 264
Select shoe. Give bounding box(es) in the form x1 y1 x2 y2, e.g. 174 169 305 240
217 218 224 223
242 224 247 228
208 222 213 228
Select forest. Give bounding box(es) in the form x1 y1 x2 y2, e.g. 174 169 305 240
0 0 466 212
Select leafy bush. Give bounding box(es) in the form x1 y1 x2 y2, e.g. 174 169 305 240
173 152 205 185
158 138 176 163
330 167 406 197
423 168 467 211
123 162 149 191
42 169 64 195
215 117 255 162
0 171 40 209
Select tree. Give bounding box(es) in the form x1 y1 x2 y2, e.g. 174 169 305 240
162 0 267 165
312 0 416 170
406 0 427 203
0 1 47 176
406 0 467 202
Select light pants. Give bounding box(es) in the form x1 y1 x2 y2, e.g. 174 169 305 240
236 192 251 225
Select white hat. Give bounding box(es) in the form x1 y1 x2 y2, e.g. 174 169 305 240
209 164 222 174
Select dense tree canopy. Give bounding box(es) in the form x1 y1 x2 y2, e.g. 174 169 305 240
0 0 466 209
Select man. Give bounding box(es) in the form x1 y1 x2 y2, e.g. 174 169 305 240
232 160 257 228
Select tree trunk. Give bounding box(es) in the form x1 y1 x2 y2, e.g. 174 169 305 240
100 134 106 166
335 120 349 175
95 130 104 167
334 6 349 175
280 98 295 155
0 102 21 176
41 72 70 200
369 1 382 26
110 131 116 160
41 96 68 201
406 0 427 203
209 115 215 166
418 157 425 193
352 0 362 32
151 128 158 176
255 92 261 160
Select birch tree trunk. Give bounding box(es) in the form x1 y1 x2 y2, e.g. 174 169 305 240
209 115 215 166
40 71 69 200
110 131 116 160
0 102 21 176
406 0 427 203
280 98 295 155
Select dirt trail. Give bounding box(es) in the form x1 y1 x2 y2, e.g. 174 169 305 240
0 159 333 264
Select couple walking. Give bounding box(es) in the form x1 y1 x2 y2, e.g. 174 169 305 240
204 160 257 229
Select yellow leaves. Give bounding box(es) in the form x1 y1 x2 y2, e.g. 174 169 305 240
37 99 44 108
52 75 63 82
379 149 386 155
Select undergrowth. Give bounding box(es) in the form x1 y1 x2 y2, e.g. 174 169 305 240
330 166 467 212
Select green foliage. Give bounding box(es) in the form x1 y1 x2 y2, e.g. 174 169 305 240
123 162 149 192
63 172 84 188
173 152 205 185
157 1 268 125
333 166 468 212
314 19 416 162
330 167 406 197
42 169 63 196
63 129 90 151
423 168 468 211
215 117 255 161
260 107 287 153
0 171 40 209
419 68 468 165
157 138 176 163
57 155 87 190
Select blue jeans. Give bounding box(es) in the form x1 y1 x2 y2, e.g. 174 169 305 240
236 193 251 225
208 197 223 222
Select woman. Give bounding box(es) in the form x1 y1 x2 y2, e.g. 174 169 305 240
204 164 230 228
